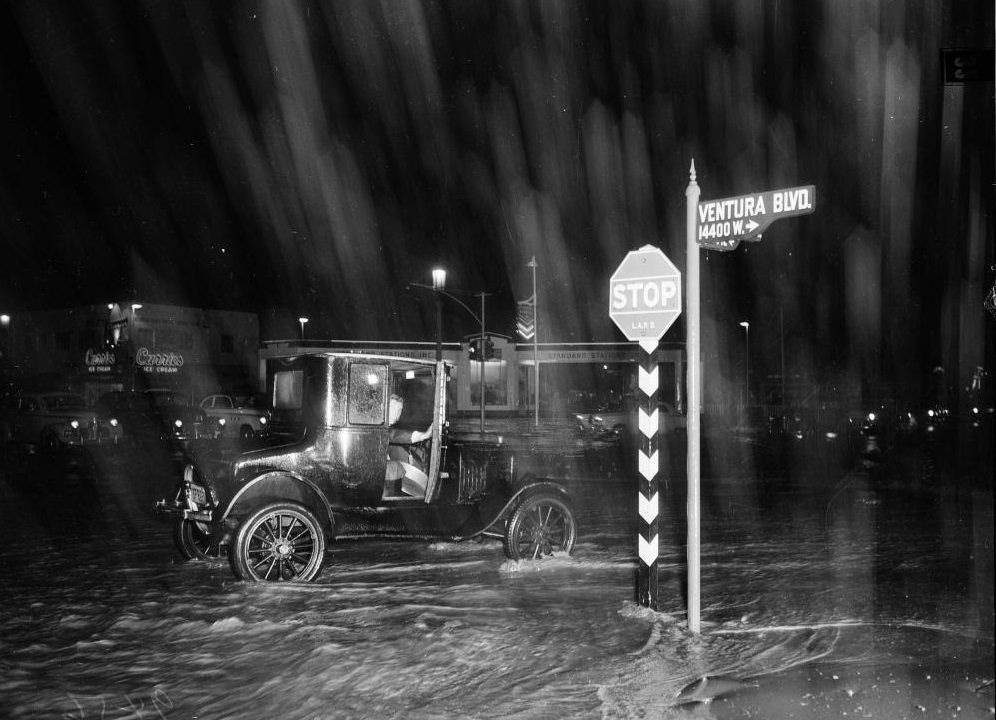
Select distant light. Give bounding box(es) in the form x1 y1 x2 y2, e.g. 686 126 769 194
70 420 80 429
432 267 446 290
107 303 114 310
739 321 749 329
927 409 935 418
174 419 183 428
0 314 9 326
298 317 309 325
131 303 143 310
867 412 876 422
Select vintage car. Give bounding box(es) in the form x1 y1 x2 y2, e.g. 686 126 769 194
96 390 216 444
156 353 578 582
198 393 269 440
0 391 123 450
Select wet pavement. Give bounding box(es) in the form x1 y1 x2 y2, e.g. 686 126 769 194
0 426 991 719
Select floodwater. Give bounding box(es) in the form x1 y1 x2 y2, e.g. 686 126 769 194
0 431 992 719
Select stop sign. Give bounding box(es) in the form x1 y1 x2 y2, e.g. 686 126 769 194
609 244 682 346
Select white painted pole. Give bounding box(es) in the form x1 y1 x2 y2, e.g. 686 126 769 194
530 257 539 426
685 160 702 634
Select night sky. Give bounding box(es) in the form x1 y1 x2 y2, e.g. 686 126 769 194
1 1 992 403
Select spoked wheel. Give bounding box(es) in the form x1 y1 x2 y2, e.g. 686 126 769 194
174 519 225 560
229 502 326 582
503 491 577 560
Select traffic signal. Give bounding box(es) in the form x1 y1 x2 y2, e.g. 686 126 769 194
468 337 495 360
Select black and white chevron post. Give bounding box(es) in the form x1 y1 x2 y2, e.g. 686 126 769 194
608 243 682 612
636 339 660 609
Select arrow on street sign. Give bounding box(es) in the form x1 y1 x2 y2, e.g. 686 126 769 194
697 184 816 251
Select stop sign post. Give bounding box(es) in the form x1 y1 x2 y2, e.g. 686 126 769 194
609 245 682 610
609 245 682 352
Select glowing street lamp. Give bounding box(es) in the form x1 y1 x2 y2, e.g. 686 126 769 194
298 317 309 341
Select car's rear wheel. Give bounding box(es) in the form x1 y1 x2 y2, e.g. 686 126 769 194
503 491 577 560
229 502 326 582
174 519 224 560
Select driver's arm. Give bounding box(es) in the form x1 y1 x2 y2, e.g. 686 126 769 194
409 424 433 443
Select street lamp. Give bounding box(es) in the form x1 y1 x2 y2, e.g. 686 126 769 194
0 314 10 361
739 321 750 425
298 317 309 341
408 278 490 432
432 268 446 361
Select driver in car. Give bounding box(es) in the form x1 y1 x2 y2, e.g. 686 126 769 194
386 394 433 495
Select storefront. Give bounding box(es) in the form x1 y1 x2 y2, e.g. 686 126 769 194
4 302 260 405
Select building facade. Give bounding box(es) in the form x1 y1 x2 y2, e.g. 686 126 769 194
1 302 259 404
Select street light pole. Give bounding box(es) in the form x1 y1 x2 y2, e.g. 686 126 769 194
408 280 490 433
527 257 539 425
478 292 486 433
298 317 309 342
739 321 750 425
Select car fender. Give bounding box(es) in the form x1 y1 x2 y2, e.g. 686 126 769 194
460 478 572 541
221 471 335 534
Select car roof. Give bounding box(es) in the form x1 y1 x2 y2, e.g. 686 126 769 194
282 352 446 371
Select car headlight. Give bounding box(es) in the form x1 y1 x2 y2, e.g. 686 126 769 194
218 417 227 426
110 418 119 427
259 416 267 425
174 419 183 428
70 420 80 430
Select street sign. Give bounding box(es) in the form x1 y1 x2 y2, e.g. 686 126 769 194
609 245 682 349
697 184 816 251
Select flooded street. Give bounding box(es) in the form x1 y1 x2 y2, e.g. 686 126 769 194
1 432 992 719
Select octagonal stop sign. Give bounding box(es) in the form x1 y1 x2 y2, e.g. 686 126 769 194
609 244 682 349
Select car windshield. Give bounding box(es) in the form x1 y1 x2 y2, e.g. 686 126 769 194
41 395 86 410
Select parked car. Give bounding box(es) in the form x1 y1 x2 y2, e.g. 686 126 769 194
573 399 687 439
199 393 269 440
0 391 123 450
96 390 216 444
156 353 578 582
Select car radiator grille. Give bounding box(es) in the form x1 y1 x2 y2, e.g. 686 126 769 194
457 447 510 503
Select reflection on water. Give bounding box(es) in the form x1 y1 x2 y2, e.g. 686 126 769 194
0 434 991 719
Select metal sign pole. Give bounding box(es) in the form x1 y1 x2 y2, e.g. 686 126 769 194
685 161 702 634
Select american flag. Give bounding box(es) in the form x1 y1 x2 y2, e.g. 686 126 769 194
516 294 535 339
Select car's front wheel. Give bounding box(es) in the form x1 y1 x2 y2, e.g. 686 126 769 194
503 491 577 560
229 502 326 582
174 519 224 560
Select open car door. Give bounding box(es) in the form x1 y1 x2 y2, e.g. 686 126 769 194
422 360 449 503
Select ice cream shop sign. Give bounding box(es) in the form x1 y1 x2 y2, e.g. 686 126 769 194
85 348 117 373
135 347 185 374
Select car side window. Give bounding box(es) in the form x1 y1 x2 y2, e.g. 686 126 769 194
218 396 232 409
348 363 387 426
